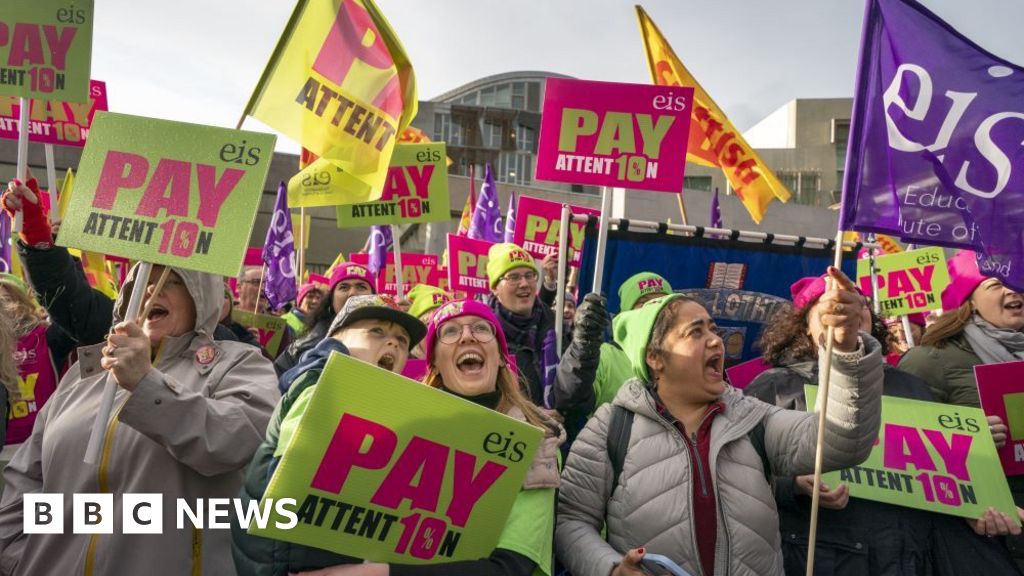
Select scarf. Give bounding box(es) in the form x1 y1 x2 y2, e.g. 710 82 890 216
962 315 1024 365
442 386 502 411
489 295 546 351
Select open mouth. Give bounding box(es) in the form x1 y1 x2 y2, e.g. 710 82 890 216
456 351 486 375
515 289 533 298
145 305 169 323
377 352 397 371
705 353 724 381
1005 299 1023 312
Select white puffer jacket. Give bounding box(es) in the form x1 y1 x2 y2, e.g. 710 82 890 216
556 336 884 576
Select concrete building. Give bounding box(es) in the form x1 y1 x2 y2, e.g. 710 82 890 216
0 75 855 273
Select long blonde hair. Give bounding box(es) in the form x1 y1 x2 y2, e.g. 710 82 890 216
0 281 43 337
0 314 20 400
921 301 973 348
424 364 548 429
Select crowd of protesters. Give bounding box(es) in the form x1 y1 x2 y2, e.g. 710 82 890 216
0 175 1022 576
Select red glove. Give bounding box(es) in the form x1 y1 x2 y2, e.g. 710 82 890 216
2 178 52 247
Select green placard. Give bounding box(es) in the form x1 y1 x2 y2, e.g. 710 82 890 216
0 0 94 102
856 247 950 315
57 112 276 277
231 309 288 357
336 143 449 228
250 353 543 563
805 386 1017 521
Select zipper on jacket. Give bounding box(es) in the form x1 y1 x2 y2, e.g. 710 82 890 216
685 432 709 497
191 528 202 576
84 396 129 576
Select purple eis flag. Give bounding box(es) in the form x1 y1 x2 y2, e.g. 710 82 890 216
262 182 297 311
504 190 518 243
0 210 10 274
468 164 503 243
368 224 393 276
839 0 1024 290
710 188 723 229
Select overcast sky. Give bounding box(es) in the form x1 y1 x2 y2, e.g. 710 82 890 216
92 0 1024 154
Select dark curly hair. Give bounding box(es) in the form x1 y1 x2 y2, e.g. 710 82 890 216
758 301 892 367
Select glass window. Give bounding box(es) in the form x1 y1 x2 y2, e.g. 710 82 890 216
461 93 478 105
433 113 449 143
511 82 526 110
516 125 535 152
480 86 495 107
483 122 502 148
683 176 712 192
494 84 510 108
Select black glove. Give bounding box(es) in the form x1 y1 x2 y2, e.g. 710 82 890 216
573 292 607 347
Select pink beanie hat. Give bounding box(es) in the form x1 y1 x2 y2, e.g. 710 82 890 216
791 276 828 310
424 299 511 368
941 250 987 312
329 262 376 294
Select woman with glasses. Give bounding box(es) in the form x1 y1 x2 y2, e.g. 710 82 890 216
286 299 564 576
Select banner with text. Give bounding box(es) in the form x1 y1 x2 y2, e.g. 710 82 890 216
446 234 495 296
337 143 449 226
535 77 692 192
512 195 600 268
252 352 541 563
856 247 950 316
231 309 289 357
807 386 1017 520
976 360 1024 476
0 79 106 146
0 0 94 102
350 252 442 296
57 112 277 277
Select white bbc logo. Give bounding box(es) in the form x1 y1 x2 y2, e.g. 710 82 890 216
24 494 164 534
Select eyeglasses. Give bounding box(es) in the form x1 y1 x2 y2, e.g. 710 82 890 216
240 278 262 286
500 270 538 285
438 321 496 344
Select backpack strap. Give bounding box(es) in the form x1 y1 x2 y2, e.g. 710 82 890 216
606 405 634 490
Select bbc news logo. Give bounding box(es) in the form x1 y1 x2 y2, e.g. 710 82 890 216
25 494 298 534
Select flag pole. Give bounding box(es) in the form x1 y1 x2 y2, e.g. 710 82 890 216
676 192 689 226
391 224 405 301
298 207 306 291
806 229 846 576
554 204 571 358
84 262 154 464
590 187 614 294
13 97 30 233
255 264 266 315
44 144 58 222
899 243 919 348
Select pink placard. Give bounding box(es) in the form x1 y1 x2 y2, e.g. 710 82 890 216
976 360 1024 476
447 234 494 296
308 273 329 288
512 195 600 267
0 80 108 147
244 247 264 267
725 358 773 390
535 77 693 192
347 253 442 296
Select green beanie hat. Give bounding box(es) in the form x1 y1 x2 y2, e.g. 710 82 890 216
486 243 538 290
618 271 673 312
407 285 452 321
0 273 29 298
612 293 683 382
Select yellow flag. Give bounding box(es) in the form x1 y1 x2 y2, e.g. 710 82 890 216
56 169 74 222
244 0 417 201
325 251 348 278
67 249 119 299
636 6 790 224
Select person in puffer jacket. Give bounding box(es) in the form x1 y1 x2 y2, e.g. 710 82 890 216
0 261 280 576
556 267 884 576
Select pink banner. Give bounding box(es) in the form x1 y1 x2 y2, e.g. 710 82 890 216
401 358 429 382
244 247 264 267
447 234 494 296
349 252 442 296
0 80 108 147
535 77 693 192
512 195 600 268
976 360 1024 476
725 358 773 390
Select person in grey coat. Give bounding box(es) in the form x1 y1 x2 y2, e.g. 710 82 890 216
555 267 884 576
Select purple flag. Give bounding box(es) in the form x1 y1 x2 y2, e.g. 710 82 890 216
368 224 393 276
262 182 297 311
503 190 518 243
710 188 723 229
468 164 503 242
839 0 1024 290
0 211 10 274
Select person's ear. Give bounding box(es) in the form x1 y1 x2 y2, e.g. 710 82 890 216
646 351 663 379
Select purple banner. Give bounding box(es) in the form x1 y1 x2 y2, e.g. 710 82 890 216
262 182 297 311
839 0 1024 290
